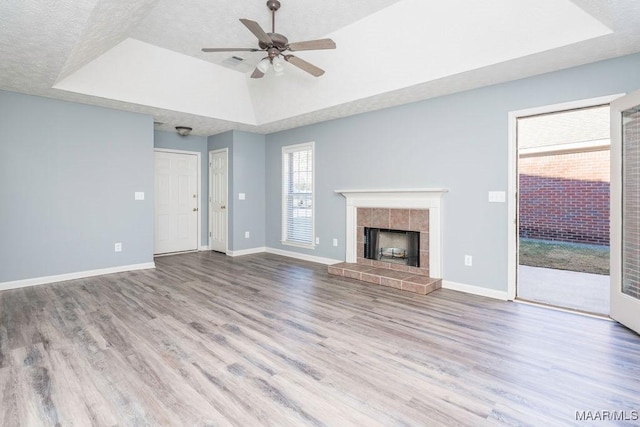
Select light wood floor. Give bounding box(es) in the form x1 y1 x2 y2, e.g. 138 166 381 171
1 252 639 426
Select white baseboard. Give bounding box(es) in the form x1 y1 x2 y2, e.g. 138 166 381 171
442 280 509 301
227 247 266 257
265 247 342 265
222 246 342 266
0 262 156 292
199 245 210 251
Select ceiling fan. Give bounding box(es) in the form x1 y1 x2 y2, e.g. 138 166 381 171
201 0 336 78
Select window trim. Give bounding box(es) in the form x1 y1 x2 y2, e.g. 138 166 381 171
281 141 315 250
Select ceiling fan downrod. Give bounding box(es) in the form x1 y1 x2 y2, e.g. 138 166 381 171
266 0 281 33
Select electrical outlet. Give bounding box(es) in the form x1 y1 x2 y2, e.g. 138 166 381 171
315 237 320 245
333 238 338 247
239 193 246 200
115 242 122 252
244 231 250 239
464 255 472 266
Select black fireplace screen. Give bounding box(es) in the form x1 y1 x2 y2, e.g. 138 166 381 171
364 227 420 267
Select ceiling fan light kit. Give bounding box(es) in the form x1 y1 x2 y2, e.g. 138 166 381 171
201 0 336 79
256 58 270 73
272 56 284 76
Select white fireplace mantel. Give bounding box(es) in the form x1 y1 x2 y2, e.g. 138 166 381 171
336 188 448 277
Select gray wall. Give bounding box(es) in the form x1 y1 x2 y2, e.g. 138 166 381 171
265 52 640 292
207 131 266 252
0 90 154 282
154 130 209 246
231 131 266 250
5 52 639 291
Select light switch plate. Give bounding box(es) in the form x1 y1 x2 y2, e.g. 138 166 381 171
238 193 246 200
488 191 506 203
134 192 145 200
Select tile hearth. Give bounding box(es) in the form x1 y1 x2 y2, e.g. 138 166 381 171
328 263 441 295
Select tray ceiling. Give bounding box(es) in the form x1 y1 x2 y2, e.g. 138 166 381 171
1 0 640 136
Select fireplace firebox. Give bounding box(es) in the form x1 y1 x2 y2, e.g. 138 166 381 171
364 227 420 267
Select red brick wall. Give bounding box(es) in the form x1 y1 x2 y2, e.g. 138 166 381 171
519 150 610 245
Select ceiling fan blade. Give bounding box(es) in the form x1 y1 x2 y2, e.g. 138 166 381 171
202 47 261 52
250 68 265 79
287 38 336 52
239 18 273 46
284 55 324 77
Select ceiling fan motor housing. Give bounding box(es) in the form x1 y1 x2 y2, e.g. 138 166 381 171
259 33 288 50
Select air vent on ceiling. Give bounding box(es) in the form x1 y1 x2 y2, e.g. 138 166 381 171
221 56 245 67
218 55 255 73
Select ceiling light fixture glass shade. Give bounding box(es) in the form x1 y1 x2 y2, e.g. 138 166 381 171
256 58 270 73
175 126 192 136
272 57 284 76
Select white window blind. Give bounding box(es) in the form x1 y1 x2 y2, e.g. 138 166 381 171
622 106 640 299
282 142 314 248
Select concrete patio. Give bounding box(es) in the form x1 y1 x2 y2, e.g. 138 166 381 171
518 265 610 315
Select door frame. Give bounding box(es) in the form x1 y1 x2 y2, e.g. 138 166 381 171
506 94 624 301
154 148 202 253
208 148 229 254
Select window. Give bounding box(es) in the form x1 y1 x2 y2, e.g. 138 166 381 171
282 142 315 248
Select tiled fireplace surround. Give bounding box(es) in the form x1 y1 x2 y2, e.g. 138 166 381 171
329 189 446 296
357 207 430 274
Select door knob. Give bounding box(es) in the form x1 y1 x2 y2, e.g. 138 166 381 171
193 208 198 212
221 205 226 209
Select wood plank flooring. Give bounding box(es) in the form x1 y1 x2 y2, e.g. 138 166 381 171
1 251 639 426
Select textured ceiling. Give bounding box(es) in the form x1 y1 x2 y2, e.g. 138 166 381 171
1 0 640 136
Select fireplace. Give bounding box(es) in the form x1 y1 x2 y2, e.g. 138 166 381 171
336 188 447 278
364 227 420 267
330 189 447 295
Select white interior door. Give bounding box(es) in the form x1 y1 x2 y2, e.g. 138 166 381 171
209 149 228 253
155 151 199 254
610 90 640 334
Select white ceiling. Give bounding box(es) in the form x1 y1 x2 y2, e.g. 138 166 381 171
1 0 639 136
